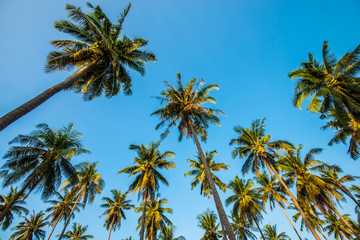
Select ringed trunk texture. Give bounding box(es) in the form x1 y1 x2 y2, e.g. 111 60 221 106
47 213 62 240
188 121 236 240
139 190 148 240
107 217 115 240
265 161 322 240
58 194 82 240
0 173 37 222
0 58 100 132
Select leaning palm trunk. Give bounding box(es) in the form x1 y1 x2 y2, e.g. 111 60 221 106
251 215 265 240
47 213 62 240
139 190 148 240
0 172 38 222
58 193 82 240
264 164 302 240
264 161 322 240
0 57 101 132
188 122 236 240
107 217 115 240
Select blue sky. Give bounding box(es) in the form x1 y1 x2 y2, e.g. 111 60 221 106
0 0 360 239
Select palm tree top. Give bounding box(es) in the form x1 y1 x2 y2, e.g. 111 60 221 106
46 2 156 100
61 222 94 239
151 73 224 142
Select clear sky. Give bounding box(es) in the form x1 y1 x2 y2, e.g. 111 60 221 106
0 0 360 239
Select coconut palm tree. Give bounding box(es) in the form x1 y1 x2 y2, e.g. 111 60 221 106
0 187 29 230
0 123 88 222
159 224 176 240
45 190 82 240
320 165 360 208
229 118 320 239
10 211 48 240
321 106 360 159
0 3 156 131
185 150 228 198
262 224 290 240
197 209 222 240
101 190 134 240
255 173 302 240
230 211 256 240
61 223 94 240
324 212 352 240
226 177 265 240
278 145 360 238
119 141 175 240
58 161 104 240
289 40 360 119
151 73 235 240
135 194 173 240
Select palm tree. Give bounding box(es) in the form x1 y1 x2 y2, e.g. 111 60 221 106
159 224 176 240
0 3 156 131
197 209 222 240
0 123 88 222
262 224 290 240
226 177 265 240
151 73 235 240
45 190 82 240
320 165 360 208
185 150 229 198
61 223 94 240
229 118 320 239
119 141 175 240
230 211 256 240
101 190 134 240
10 211 48 240
324 212 352 240
321 107 360 159
0 187 29 230
278 145 360 238
135 194 173 240
58 161 104 240
289 40 360 119
255 173 302 240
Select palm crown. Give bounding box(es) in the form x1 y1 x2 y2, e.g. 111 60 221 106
62 223 94 240
197 209 222 240
185 150 229 198
152 73 224 141
10 211 48 240
46 3 156 100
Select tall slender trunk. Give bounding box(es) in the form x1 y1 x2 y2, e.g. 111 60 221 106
47 213 62 240
58 193 82 240
0 173 38 222
275 197 302 240
251 215 265 240
264 163 302 240
107 217 115 240
140 190 148 240
265 161 322 240
0 57 101 132
330 205 360 239
188 121 236 240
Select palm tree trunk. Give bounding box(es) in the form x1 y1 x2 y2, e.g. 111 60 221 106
251 215 265 240
264 163 302 240
140 190 148 240
265 161 322 240
188 121 236 240
0 173 37 222
330 206 360 239
0 57 101 132
47 213 62 240
275 198 302 240
108 217 115 240
58 193 82 240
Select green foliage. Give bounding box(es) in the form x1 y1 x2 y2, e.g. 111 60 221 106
262 224 290 240
197 209 222 240
61 223 94 240
185 150 229 198
10 211 48 240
